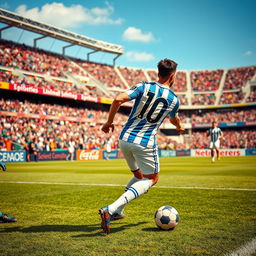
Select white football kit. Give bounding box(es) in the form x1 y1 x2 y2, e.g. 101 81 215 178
119 81 180 175
209 127 222 149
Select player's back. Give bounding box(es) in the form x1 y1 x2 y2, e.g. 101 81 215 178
120 81 179 148
209 127 222 142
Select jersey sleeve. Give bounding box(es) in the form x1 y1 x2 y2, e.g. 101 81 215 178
125 83 145 100
169 98 180 118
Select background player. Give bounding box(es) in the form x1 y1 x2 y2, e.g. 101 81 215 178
207 121 223 162
99 58 184 234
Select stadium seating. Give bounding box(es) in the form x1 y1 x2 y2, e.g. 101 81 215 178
219 91 245 104
191 109 256 123
0 39 255 152
0 41 85 77
191 93 215 105
223 66 256 90
190 70 223 91
246 87 256 103
191 130 256 149
77 60 127 89
0 40 255 105
118 67 147 87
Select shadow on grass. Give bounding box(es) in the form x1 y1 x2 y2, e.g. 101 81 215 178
0 221 148 237
142 227 173 232
73 221 148 237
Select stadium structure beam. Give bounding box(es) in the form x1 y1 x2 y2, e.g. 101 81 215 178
87 50 99 62
0 24 12 39
33 35 47 48
113 54 121 66
0 8 123 55
62 44 74 55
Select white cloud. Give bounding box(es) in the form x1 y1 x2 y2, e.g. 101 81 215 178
125 51 154 62
15 2 123 28
122 27 155 43
244 50 253 56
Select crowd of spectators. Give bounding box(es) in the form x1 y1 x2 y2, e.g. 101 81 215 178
191 109 256 124
0 98 126 124
192 130 256 149
224 66 256 90
0 69 104 97
191 93 215 105
119 67 147 87
1 96 255 151
246 87 256 103
77 61 127 89
0 40 86 78
0 116 122 152
219 91 244 104
190 70 223 91
178 94 188 105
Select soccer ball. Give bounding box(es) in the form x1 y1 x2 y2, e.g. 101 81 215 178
154 205 179 230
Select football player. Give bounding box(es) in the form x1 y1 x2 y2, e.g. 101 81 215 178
99 59 184 233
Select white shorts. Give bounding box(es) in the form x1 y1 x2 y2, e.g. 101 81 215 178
119 140 159 175
210 140 220 149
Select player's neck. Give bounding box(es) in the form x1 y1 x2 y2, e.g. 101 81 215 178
157 79 171 88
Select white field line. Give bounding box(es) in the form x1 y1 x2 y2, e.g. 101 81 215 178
225 238 256 256
0 181 256 191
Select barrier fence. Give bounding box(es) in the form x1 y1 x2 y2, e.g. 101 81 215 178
0 148 254 162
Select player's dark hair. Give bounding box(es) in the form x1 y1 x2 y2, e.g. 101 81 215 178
157 59 177 78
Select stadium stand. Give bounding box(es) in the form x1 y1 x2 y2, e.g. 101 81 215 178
76 60 127 89
118 66 148 87
191 93 216 105
246 87 256 102
191 109 256 123
192 130 256 149
190 70 223 91
219 91 245 104
0 37 255 153
223 66 256 90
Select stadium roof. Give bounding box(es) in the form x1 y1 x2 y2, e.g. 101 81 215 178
0 8 123 56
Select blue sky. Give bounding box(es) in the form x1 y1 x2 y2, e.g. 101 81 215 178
0 0 255 70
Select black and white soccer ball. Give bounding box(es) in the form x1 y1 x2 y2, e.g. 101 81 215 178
154 205 179 230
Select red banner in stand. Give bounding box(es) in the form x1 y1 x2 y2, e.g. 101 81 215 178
8 83 100 103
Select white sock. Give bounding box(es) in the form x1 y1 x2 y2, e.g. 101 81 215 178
108 178 153 215
115 177 140 214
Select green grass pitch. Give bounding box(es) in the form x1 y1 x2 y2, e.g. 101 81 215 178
0 156 256 256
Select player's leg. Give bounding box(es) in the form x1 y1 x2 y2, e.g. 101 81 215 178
210 142 215 162
100 142 158 228
110 141 140 218
99 141 159 233
99 140 138 233
215 140 220 160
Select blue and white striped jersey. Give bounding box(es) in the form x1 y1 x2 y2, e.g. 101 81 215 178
209 127 222 142
119 81 180 148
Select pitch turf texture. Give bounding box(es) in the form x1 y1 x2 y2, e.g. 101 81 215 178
0 156 255 256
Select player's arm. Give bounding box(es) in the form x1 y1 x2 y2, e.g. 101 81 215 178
170 116 185 134
102 92 130 133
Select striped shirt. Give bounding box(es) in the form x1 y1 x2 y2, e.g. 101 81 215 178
209 127 222 142
119 81 180 148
